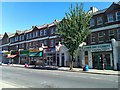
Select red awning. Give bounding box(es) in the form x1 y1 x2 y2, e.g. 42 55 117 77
7 55 16 58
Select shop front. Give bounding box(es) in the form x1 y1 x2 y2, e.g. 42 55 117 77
19 50 29 65
2 51 11 64
44 48 56 66
83 43 113 70
10 50 19 64
29 48 43 65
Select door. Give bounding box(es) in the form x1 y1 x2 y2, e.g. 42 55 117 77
61 53 64 67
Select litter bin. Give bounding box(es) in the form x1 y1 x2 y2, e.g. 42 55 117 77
83 65 89 71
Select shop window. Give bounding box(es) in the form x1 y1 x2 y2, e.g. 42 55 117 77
107 14 113 22
109 30 114 41
98 32 104 42
90 18 94 27
116 11 120 21
97 17 103 25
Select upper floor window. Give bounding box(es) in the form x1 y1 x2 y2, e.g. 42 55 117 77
109 30 114 40
97 17 103 25
98 32 104 42
22 35 24 40
107 14 113 22
30 33 32 39
116 11 120 21
44 29 47 36
15 36 18 41
26 34 29 40
91 33 96 44
118 29 120 40
36 31 38 37
90 19 94 27
22 43 24 48
50 39 54 47
44 40 47 46
51 28 54 35
19 36 22 41
26 43 29 49
40 30 43 36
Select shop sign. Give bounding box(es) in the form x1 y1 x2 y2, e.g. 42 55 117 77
83 44 112 52
29 48 39 52
20 50 29 56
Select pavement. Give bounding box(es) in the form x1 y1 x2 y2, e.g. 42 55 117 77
1 63 119 76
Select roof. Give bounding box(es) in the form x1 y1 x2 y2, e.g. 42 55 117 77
93 8 107 15
25 29 33 33
48 19 60 27
36 24 48 29
93 2 120 15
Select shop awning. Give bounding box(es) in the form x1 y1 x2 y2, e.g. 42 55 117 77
7 55 16 58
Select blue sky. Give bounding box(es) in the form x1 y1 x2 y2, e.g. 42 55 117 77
2 2 113 34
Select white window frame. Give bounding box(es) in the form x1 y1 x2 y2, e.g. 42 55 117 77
50 39 54 47
98 32 104 42
107 14 113 22
90 18 94 27
97 17 103 25
26 34 29 40
116 11 120 21
44 29 47 36
108 30 114 41
44 40 47 46
40 30 43 36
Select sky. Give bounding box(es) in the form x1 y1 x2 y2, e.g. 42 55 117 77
1 2 114 34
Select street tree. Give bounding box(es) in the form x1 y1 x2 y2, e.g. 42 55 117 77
55 3 93 70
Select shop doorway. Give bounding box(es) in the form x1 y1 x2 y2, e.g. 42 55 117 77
61 53 64 67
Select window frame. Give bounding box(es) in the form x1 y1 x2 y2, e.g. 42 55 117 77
107 13 113 22
90 18 95 27
116 11 120 21
97 17 103 25
98 32 104 42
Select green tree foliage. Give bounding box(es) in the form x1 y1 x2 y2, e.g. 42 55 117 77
55 3 93 70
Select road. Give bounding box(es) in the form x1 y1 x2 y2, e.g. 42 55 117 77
0 66 119 88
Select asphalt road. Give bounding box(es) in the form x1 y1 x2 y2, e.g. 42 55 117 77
1 66 119 88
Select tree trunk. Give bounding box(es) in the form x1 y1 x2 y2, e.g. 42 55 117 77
70 54 74 70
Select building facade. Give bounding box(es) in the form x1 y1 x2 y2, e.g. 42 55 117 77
83 2 120 70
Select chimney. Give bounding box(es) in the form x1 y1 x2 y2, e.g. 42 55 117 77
90 7 98 13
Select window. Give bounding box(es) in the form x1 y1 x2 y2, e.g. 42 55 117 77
98 32 104 42
109 30 114 40
40 30 43 36
51 28 54 35
44 29 47 36
107 14 113 22
35 31 38 37
116 11 120 21
22 44 24 48
30 33 32 38
50 39 54 47
44 40 47 46
22 35 24 40
91 33 96 43
55 39 59 45
90 19 94 27
15 36 18 41
40 41 43 46
26 34 29 40
97 17 103 25
19 36 21 41
118 29 120 40
26 43 29 49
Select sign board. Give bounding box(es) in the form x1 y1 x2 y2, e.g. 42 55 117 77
83 44 112 52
